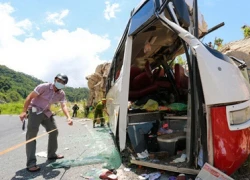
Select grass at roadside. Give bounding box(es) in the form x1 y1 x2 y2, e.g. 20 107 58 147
0 101 89 119
0 100 109 125
0 102 23 114
50 102 87 118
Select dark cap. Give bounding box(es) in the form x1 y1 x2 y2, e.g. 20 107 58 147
55 73 68 84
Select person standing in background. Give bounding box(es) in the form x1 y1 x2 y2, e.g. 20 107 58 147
72 103 79 117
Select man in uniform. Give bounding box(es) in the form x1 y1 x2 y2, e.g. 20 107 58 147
93 98 109 128
72 103 79 117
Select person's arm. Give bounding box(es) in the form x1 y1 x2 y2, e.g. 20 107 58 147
19 91 38 121
60 102 73 125
103 108 109 116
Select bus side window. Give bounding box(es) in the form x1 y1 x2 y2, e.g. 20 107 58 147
110 66 115 87
106 62 115 92
113 47 125 82
115 59 123 80
109 35 126 86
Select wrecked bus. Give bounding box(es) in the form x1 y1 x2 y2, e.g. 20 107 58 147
105 0 250 176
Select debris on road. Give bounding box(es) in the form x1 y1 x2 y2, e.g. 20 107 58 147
124 167 131 172
196 163 234 180
35 151 47 158
138 172 161 180
49 128 121 170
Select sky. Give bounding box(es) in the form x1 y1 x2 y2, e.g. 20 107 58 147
0 0 249 88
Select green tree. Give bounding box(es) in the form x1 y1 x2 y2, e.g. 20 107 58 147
0 65 89 103
8 91 22 102
0 77 12 92
176 56 185 65
172 55 186 68
0 92 11 103
214 37 224 50
242 25 250 38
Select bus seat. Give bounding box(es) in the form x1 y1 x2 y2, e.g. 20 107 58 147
130 62 154 91
130 66 142 81
129 62 172 100
144 60 161 81
155 80 171 88
129 62 157 100
153 66 171 89
131 72 154 90
174 64 188 90
129 84 158 100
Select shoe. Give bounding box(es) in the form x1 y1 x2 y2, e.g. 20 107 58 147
172 154 187 163
99 170 118 180
137 153 147 159
148 172 161 180
99 170 112 179
176 174 186 180
48 154 64 160
141 151 149 158
138 174 149 180
26 165 40 172
107 174 118 180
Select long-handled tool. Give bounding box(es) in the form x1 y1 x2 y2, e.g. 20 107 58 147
0 128 57 156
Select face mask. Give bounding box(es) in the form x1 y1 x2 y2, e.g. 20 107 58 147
54 81 65 89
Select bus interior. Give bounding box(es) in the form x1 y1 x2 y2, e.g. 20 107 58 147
107 4 199 173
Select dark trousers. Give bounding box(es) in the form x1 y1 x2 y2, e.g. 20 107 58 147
94 110 105 126
72 110 77 117
26 110 58 168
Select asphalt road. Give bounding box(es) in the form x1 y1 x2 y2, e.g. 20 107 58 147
0 115 191 180
0 115 143 180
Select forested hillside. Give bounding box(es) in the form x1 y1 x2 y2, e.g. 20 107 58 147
64 87 89 102
0 65 89 103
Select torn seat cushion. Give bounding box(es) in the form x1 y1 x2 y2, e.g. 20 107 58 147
174 64 188 89
130 66 142 81
154 79 171 89
129 84 158 100
130 72 154 90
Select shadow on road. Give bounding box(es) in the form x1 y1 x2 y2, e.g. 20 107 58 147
11 160 69 180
